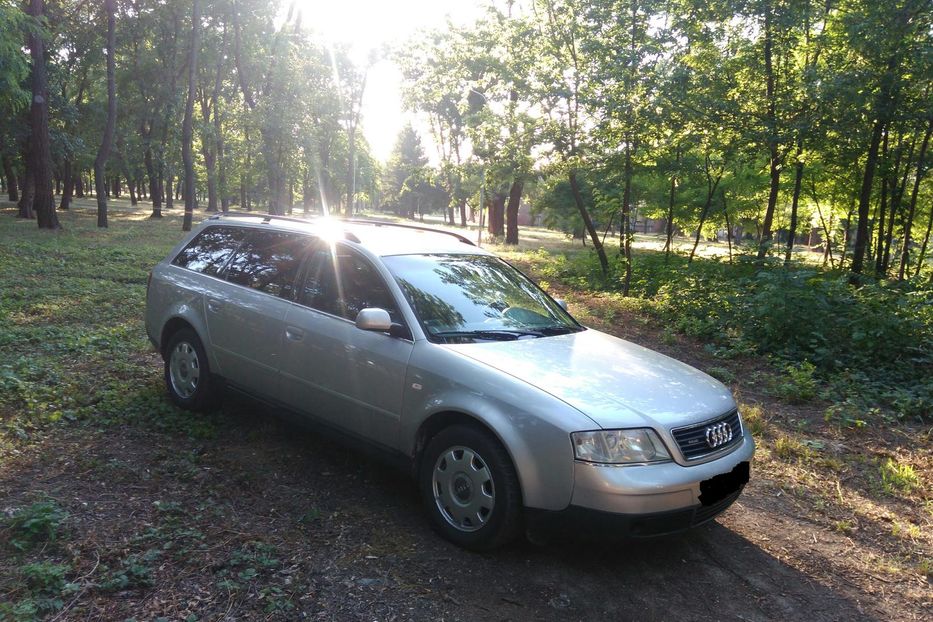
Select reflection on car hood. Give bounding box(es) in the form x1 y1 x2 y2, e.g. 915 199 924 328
446 329 735 430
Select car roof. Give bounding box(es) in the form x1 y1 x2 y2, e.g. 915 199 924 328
204 212 493 257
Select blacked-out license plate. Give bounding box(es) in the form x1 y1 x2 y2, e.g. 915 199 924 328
699 461 750 506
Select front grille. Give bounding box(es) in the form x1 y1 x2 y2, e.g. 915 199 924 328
671 410 743 461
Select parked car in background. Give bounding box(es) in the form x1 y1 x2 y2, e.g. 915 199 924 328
146 214 754 549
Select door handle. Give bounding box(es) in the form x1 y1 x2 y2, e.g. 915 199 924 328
285 326 305 342
206 299 222 313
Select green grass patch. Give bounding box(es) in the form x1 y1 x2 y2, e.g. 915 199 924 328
879 458 920 496
0 210 205 450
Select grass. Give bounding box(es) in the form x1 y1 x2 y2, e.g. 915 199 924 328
879 458 920 495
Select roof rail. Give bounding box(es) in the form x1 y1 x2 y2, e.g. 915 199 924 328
206 211 361 242
207 212 474 246
341 218 475 246
207 211 313 227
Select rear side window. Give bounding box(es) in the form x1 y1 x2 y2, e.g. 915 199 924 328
224 231 308 298
172 226 246 276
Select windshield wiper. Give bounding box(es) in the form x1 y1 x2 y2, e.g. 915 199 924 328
538 325 582 336
432 329 544 341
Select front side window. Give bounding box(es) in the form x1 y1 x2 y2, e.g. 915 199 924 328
299 246 401 322
382 254 581 342
172 226 246 276
224 231 308 298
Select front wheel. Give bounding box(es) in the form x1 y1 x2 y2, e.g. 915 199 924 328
419 424 522 550
163 328 219 411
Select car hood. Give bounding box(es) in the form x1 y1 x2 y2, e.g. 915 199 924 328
445 328 735 430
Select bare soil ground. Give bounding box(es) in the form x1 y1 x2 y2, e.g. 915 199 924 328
1 206 930 621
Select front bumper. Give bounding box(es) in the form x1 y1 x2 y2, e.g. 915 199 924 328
569 434 755 515
526 486 744 539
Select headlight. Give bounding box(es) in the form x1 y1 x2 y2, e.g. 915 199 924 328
571 429 672 464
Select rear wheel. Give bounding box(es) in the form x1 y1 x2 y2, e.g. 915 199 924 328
420 424 522 550
164 328 219 411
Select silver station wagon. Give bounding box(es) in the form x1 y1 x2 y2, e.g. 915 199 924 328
145 214 754 549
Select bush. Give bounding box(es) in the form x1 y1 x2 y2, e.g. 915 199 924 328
3 501 68 551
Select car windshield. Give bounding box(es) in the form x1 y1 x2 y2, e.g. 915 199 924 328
383 254 582 343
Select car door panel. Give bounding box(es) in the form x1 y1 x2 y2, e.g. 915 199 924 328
203 230 307 397
277 244 413 444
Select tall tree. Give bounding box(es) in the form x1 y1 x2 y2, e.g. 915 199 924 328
26 0 59 229
181 0 200 231
94 0 117 228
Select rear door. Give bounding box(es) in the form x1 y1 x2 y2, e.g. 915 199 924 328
278 243 414 444
204 230 308 398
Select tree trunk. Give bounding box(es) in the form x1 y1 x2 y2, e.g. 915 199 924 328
2 154 18 202
915 199 933 277
757 4 780 259
784 141 805 267
346 128 356 217
505 179 523 245
663 173 676 259
93 0 117 229
59 159 72 210
488 193 505 237
722 190 734 264
145 143 162 217
459 197 467 227
182 0 200 232
568 170 609 274
689 160 723 264
27 0 59 229
620 144 634 294
17 147 35 219
199 97 218 212
849 116 887 280
874 131 891 275
897 117 932 280
216 108 228 213
882 137 914 274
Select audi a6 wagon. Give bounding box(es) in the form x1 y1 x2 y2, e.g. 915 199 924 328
145 213 754 549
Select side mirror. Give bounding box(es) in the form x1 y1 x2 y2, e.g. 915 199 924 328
555 299 568 311
355 307 393 332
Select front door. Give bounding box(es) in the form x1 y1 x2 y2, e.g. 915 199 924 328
278 243 413 443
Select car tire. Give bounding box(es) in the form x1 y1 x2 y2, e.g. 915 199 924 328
420 424 522 550
163 328 219 412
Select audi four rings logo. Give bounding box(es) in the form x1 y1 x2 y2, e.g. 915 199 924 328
705 422 733 448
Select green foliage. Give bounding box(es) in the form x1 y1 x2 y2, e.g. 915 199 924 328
0 561 78 622
772 361 819 403
2 501 68 552
97 550 158 592
879 458 920 496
